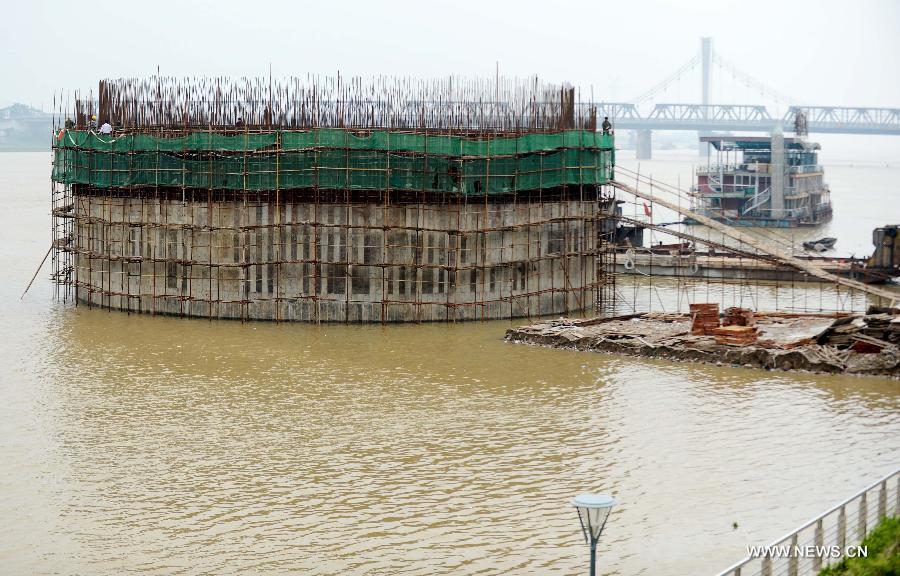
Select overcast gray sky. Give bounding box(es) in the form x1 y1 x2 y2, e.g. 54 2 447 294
3 0 899 158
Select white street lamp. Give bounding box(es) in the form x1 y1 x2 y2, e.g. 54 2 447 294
572 493 616 576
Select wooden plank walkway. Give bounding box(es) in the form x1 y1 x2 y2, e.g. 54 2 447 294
610 179 899 304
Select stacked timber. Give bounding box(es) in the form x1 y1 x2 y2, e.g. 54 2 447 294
711 325 759 346
815 308 900 352
723 307 755 327
690 303 720 335
819 317 866 348
862 313 900 344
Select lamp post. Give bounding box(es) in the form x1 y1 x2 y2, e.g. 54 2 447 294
572 493 616 576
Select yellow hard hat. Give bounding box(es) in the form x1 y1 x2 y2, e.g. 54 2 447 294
91 114 97 120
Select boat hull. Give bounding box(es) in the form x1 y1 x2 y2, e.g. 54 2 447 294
684 210 833 228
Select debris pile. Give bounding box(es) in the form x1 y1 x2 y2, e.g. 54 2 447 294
505 306 900 378
815 306 900 353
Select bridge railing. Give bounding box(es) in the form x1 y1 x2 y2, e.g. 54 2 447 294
578 102 642 120
714 467 900 576
647 103 773 122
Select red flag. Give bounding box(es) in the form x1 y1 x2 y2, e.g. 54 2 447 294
643 203 652 218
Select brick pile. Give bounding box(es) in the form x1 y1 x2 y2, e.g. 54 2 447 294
690 303 720 335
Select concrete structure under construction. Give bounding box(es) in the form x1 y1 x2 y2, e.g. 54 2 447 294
51 77 615 322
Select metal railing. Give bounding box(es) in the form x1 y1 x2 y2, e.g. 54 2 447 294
715 467 900 576
788 165 823 174
742 186 771 215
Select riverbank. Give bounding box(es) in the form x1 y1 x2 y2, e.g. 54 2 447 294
819 515 900 575
505 310 900 378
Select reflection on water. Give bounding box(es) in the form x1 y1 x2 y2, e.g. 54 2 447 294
0 307 896 575
0 152 898 575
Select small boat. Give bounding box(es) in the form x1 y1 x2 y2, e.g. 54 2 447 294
802 237 837 252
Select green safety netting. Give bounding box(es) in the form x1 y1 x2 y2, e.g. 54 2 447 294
56 129 613 155
53 129 614 195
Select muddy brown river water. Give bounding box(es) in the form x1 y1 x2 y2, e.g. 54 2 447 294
2 152 898 575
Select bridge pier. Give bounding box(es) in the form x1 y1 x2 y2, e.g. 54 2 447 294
698 132 711 156
635 129 652 160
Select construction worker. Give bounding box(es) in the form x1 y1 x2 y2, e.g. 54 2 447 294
602 116 612 135
794 111 807 136
89 114 98 130
64 117 75 129
99 120 113 135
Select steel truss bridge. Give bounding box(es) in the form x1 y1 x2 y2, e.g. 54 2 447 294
594 37 900 138
590 103 900 135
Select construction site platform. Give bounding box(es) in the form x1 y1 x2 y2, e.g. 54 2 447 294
505 308 900 379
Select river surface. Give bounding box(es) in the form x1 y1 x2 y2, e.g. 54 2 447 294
1 151 898 575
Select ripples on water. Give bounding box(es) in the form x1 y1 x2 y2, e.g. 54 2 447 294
1 153 898 575
1 310 895 576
